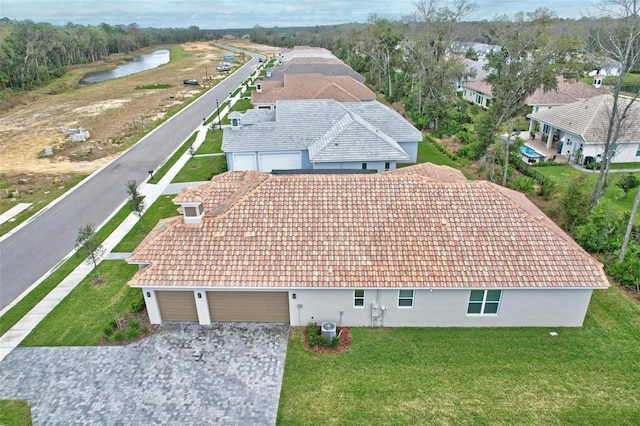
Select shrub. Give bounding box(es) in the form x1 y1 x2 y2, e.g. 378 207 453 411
329 335 339 349
130 291 145 312
575 201 623 253
319 335 330 347
307 322 317 347
585 162 602 170
126 327 138 340
128 319 140 331
616 174 640 197
511 176 536 195
607 259 640 290
112 330 123 341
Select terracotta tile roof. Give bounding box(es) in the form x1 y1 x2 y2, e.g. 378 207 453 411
464 79 493 96
526 76 610 106
128 164 609 290
387 163 466 181
252 74 375 104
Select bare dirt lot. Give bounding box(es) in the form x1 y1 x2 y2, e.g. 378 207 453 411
0 41 237 177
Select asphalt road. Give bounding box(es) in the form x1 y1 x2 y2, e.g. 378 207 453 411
0 50 264 311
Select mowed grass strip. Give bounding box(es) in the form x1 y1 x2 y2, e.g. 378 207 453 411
195 129 223 154
172 155 226 183
0 400 32 426
0 205 130 337
112 195 180 253
20 260 139 347
147 132 198 184
277 286 640 425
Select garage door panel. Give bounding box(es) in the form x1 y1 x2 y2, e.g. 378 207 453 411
208 292 289 323
233 153 256 171
259 152 301 172
157 291 198 322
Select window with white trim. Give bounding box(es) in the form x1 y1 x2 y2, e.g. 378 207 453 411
398 290 414 308
636 145 640 157
354 290 365 308
467 290 502 315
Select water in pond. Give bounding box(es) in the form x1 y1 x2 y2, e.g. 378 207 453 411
80 49 170 84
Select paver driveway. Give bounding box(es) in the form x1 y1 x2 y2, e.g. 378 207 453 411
0 323 289 425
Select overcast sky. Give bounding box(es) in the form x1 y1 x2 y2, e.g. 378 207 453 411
1 0 599 29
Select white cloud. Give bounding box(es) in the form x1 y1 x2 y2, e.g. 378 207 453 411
1 0 585 28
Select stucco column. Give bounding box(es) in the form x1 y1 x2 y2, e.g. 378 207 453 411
144 289 161 324
194 290 211 325
546 129 554 149
528 119 534 133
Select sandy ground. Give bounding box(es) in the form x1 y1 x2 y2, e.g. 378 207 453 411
0 41 236 176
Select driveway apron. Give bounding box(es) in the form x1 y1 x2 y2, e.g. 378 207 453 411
0 323 289 425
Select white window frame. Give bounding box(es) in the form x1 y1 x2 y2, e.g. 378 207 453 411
398 290 414 308
353 289 365 308
467 290 502 315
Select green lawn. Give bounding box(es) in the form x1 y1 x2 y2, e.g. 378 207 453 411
0 205 131 338
171 155 227 183
534 166 640 225
196 129 223 154
0 400 31 426
220 99 252 124
112 195 180 253
148 132 197 184
20 260 139 347
415 140 462 169
278 286 640 425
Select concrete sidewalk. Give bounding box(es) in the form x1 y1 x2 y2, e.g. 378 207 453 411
0 85 250 362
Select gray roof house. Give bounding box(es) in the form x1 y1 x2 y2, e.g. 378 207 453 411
223 99 421 172
527 94 640 164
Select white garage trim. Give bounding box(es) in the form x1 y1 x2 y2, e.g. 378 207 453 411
258 152 301 172
232 153 257 171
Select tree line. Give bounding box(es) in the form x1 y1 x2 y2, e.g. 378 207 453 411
0 18 207 90
252 0 639 288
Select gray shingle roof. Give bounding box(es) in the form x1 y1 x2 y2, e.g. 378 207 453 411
527 94 640 143
222 100 419 160
342 102 423 142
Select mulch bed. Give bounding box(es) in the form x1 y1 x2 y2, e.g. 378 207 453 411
304 325 351 354
99 308 158 346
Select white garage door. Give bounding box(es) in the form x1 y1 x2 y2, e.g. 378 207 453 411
232 153 256 171
259 152 301 172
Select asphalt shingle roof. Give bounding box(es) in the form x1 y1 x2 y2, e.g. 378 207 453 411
222 100 418 160
527 94 640 143
128 165 609 290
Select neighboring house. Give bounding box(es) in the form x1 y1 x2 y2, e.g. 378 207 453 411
463 76 608 112
268 46 366 83
455 58 489 92
222 99 420 172
127 164 609 327
527 94 640 164
526 76 610 113
462 79 492 108
252 73 375 109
